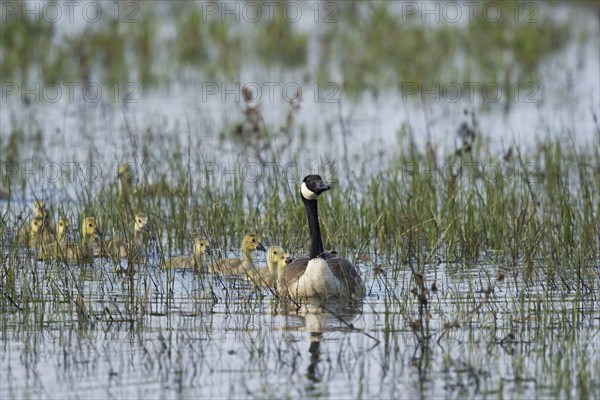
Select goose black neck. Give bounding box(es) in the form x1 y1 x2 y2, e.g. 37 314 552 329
303 197 324 258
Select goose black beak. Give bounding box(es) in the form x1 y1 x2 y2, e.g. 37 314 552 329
312 179 330 195
257 243 266 252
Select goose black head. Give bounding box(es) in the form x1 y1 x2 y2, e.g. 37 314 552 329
301 175 330 200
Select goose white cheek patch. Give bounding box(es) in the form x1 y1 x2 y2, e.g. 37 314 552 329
301 182 319 200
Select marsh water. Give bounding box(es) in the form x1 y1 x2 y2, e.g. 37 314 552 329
3 258 597 399
1 1 600 399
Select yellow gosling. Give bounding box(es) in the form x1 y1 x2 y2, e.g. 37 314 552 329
28 216 47 248
82 217 97 241
109 213 149 260
17 200 50 245
246 246 287 288
118 163 135 201
33 200 49 218
210 234 266 275
39 218 73 260
56 218 68 241
79 217 104 257
162 238 211 272
118 163 174 200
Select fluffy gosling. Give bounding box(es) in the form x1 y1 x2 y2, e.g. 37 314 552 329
107 213 150 261
246 246 287 288
162 238 211 272
17 200 51 245
210 234 266 275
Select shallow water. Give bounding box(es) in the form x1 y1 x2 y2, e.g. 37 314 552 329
1 256 598 399
2 2 600 399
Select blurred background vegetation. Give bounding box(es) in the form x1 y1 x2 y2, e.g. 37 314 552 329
2 0 595 98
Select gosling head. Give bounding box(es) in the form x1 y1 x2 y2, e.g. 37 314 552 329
193 238 211 256
301 175 331 200
134 213 149 232
30 216 44 235
33 200 49 218
82 217 96 238
267 246 286 266
118 163 135 182
242 234 266 252
57 218 69 237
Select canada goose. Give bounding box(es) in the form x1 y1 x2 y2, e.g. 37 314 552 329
38 218 77 260
210 234 266 275
118 163 173 200
28 216 51 248
118 163 135 200
278 175 365 301
80 216 103 257
161 238 211 272
61 217 97 262
33 200 48 217
246 245 287 288
17 200 51 245
55 218 68 241
107 213 149 260
43 217 69 245
81 217 97 242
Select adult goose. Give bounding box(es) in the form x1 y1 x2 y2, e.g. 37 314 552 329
278 175 365 301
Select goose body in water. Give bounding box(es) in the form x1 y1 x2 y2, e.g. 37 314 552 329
39 217 71 259
210 234 266 275
278 175 365 301
18 200 51 245
246 245 287 288
107 213 150 261
162 238 211 272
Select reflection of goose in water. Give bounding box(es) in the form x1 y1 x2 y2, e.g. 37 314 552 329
279 299 362 384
